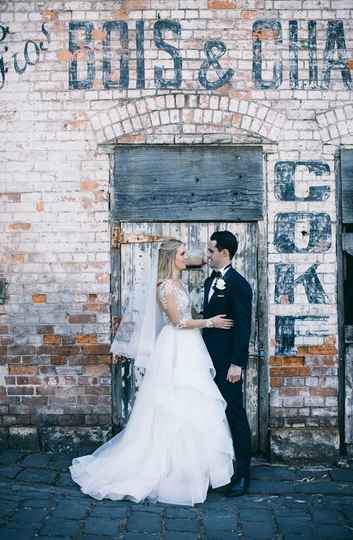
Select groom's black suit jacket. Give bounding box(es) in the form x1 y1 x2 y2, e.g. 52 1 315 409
202 267 252 372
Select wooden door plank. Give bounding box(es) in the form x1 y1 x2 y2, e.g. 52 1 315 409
113 146 263 222
341 149 353 224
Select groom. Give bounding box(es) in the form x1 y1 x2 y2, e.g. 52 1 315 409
203 230 252 496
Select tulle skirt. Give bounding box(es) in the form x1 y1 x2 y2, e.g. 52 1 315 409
70 325 234 506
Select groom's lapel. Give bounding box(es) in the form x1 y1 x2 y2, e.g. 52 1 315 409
204 277 212 309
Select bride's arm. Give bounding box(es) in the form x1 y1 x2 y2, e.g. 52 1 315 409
159 282 233 330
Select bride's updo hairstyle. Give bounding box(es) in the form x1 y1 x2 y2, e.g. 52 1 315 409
158 239 183 280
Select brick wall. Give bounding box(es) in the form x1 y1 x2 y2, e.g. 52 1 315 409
1 0 352 459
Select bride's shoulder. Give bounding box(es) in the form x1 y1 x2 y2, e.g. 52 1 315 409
157 278 174 290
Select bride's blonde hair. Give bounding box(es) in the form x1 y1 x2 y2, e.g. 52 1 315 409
158 239 184 281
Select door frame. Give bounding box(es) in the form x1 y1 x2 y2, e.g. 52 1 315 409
109 144 270 456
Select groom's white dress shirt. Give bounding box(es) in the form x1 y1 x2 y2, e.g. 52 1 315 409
208 264 231 303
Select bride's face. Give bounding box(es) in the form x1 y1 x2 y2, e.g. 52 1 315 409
174 244 187 272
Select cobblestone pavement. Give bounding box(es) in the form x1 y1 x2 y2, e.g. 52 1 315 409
0 450 353 540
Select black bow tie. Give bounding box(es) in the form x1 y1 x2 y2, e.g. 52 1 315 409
210 265 231 280
210 270 222 280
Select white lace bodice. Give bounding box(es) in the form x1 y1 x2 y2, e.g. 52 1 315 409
157 279 192 325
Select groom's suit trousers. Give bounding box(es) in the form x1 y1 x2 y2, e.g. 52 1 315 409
203 267 252 479
214 369 251 478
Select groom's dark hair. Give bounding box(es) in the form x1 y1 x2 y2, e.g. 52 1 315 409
211 230 238 259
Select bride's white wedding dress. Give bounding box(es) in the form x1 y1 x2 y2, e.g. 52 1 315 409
70 279 234 506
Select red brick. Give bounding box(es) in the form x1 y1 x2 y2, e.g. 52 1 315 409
270 367 310 377
241 10 256 19
32 294 47 304
80 180 97 191
310 388 337 397
208 0 237 8
50 356 66 365
75 335 97 344
68 314 96 324
8 223 31 231
43 335 61 345
117 134 145 144
298 337 337 355
270 356 282 366
9 366 38 376
83 303 109 313
81 344 111 355
270 356 305 367
270 377 282 387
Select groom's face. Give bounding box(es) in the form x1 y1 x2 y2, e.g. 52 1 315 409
207 240 226 269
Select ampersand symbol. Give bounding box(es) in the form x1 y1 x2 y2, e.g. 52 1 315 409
198 39 234 90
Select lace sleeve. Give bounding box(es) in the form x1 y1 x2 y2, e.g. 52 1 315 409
157 280 187 328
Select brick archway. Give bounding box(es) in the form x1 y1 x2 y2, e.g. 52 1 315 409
88 93 286 144
317 105 353 143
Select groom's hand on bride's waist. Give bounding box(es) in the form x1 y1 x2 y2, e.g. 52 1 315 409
226 364 242 383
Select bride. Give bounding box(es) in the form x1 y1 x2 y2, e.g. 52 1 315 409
70 239 234 506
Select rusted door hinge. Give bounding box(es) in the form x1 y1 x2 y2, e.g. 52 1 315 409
112 225 163 248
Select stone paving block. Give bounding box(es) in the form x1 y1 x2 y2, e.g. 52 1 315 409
0 449 28 466
315 524 353 539
40 518 82 537
11 507 48 523
16 467 57 485
49 454 76 471
0 502 18 519
55 471 77 488
282 534 314 540
202 514 237 530
82 536 121 540
297 469 331 481
164 533 199 540
84 517 120 536
122 534 159 539
294 481 353 495
205 533 239 540
241 521 276 539
311 508 346 523
329 468 353 482
89 505 128 519
0 529 34 540
165 517 199 532
133 503 164 514
21 453 52 468
238 509 273 522
22 496 53 509
127 511 161 532
251 466 299 481
0 465 23 479
165 506 198 518
51 501 91 519
248 480 297 495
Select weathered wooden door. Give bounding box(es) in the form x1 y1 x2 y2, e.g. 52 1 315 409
110 145 266 453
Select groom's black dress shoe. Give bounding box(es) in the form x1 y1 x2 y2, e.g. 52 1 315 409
225 476 250 497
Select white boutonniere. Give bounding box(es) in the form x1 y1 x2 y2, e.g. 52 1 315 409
215 277 226 291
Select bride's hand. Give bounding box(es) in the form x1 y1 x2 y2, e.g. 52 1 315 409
210 315 234 329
